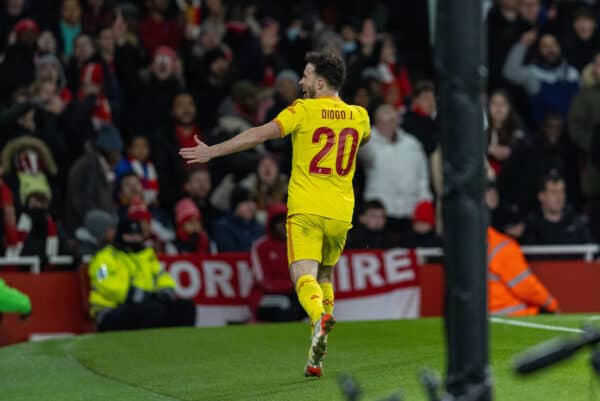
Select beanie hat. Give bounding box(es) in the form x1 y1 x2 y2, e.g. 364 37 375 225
413 201 435 226
275 69 299 85
230 186 253 211
14 19 39 35
95 124 124 153
83 210 117 243
175 197 201 225
154 45 177 64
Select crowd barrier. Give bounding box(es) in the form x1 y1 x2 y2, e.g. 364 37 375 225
0 244 599 345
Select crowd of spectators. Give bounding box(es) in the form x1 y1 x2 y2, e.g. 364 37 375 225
0 0 599 273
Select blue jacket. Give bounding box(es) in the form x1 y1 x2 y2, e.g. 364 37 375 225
212 213 265 252
503 43 579 126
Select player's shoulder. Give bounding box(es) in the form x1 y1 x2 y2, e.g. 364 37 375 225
348 104 370 123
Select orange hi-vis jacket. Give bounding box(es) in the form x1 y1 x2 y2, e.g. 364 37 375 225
487 227 559 316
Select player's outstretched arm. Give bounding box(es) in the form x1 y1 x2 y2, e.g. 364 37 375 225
178 122 281 164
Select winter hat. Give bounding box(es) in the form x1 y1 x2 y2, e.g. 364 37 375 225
36 54 67 87
127 198 151 222
154 45 177 64
14 19 39 35
413 201 435 226
230 186 253 211
275 69 299 85
83 210 117 243
361 67 384 82
175 197 201 225
95 124 124 153
19 173 52 205
80 62 104 87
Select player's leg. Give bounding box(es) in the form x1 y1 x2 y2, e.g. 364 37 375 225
290 259 324 325
287 214 334 377
317 266 334 315
287 214 325 325
320 218 352 317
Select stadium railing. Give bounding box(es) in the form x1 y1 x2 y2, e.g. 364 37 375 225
416 244 599 263
0 244 598 273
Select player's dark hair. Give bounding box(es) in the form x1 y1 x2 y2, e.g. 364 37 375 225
538 170 564 193
305 51 346 91
359 200 386 215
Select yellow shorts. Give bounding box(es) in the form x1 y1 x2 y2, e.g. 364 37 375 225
286 214 352 266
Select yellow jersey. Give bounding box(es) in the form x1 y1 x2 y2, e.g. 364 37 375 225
273 96 370 222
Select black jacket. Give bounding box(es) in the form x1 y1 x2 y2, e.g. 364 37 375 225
523 206 592 245
401 111 440 156
346 225 394 250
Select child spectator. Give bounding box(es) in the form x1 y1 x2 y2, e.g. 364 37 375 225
14 175 59 259
403 201 442 248
250 203 305 322
212 186 264 252
1 134 58 213
346 200 393 250
174 197 209 254
115 135 159 206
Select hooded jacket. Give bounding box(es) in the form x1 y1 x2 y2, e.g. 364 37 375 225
250 204 292 294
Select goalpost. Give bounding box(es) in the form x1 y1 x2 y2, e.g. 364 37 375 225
435 1 491 400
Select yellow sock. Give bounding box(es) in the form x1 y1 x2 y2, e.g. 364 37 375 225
320 282 334 315
295 275 324 324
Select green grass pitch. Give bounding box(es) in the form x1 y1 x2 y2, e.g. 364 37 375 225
0 315 596 401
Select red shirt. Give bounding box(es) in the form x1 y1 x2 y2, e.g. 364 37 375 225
175 125 202 149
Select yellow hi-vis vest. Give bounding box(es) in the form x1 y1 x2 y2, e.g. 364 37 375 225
88 245 175 316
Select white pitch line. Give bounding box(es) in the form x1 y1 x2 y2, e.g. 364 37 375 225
490 317 583 333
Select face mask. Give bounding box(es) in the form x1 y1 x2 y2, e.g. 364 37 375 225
287 27 301 41
342 41 357 54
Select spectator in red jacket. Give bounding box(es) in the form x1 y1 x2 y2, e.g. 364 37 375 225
250 203 304 321
174 197 209 254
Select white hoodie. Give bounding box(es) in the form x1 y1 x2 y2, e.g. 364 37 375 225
359 127 433 219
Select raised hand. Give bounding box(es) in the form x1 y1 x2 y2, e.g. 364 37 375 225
178 135 213 164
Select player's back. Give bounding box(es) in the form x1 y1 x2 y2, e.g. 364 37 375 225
274 96 370 223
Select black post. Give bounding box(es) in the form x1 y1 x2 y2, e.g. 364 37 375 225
435 1 490 400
